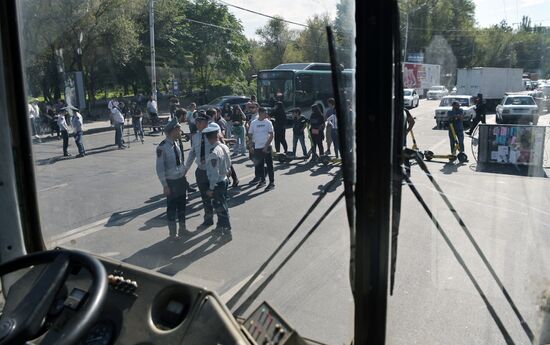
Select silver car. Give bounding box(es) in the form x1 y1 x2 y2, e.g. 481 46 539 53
496 95 539 124
427 85 449 100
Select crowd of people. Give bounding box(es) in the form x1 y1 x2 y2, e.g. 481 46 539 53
154 95 347 240
27 98 88 157
28 93 347 240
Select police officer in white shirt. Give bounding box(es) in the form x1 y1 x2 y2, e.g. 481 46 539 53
183 111 215 229
203 123 232 236
66 106 86 157
57 109 71 156
156 118 189 239
248 107 275 191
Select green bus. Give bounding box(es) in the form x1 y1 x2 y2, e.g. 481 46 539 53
256 63 355 117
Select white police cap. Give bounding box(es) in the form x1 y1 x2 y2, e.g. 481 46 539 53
203 122 220 134
164 117 181 133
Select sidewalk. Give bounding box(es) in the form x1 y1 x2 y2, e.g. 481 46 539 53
33 112 171 143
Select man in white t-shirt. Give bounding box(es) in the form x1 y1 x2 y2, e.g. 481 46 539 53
248 107 275 191
28 101 40 138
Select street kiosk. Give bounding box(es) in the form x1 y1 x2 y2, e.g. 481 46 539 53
477 124 546 169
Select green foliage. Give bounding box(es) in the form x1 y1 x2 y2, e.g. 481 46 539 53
184 0 250 91
296 14 332 63
255 17 295 69
17 0 550 110
334 0 354 67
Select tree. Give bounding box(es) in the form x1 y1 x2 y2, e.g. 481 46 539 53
425 35 457 87
334 0 355 67
19 0 142 109
401 0 476 67
183 0 250 93
473 22 517 68
296 14 332 63
255 17 293 68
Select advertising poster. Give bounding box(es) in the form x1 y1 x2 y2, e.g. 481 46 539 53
403 63 423 89
483 125 545 166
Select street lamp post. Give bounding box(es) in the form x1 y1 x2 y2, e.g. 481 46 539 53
403 3 427 62
149 0 157 101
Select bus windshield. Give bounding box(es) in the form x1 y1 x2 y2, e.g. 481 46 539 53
257 71 294 108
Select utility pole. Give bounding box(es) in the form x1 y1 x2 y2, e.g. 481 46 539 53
404 14 409 62
149 0 157 101
403 3 427 62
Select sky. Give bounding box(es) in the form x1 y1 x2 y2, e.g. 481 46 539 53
222 0 550 39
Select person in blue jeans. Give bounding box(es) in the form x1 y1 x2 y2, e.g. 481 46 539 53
291 108 308 157
70 108 86 158
326 111 339 158
231 105 247 156
447 101 465 157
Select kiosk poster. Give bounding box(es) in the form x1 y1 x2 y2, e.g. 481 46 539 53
486 126 545 166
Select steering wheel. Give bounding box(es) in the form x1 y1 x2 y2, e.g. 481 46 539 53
0 249 108 345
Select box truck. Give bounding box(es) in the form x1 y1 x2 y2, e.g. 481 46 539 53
456 67 524 112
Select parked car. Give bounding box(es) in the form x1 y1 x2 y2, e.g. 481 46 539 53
496 95 539 124
198 95 250 111
426 85 449 100
403 88 419 108
434 95 476 129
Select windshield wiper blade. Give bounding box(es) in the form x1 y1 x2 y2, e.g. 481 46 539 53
226 172 343 311
406 149 535 342
326 26 355 232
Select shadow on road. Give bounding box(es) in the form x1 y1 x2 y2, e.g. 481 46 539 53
439 162 468 175
122 226 229 274
35 143 122 165
475 163 548 178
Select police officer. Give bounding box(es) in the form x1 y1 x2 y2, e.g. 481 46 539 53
203 123 232 236
183 111 215 229
156 118 188 239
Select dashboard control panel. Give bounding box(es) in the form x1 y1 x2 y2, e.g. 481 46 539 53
244 302 308 345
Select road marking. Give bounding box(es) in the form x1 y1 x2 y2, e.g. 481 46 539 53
220 273 264 303
48 217 110 246
39 183 68 192
96 252 121 257
48 172 259 247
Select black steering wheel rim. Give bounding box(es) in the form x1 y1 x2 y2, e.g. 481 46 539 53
0 249 108 345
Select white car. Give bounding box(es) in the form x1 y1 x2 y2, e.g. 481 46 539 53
403 88 419 108
426 85 449 100
496 95 539 124
434 95 476 129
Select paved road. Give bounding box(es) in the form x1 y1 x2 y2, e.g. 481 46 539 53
31 103 550 345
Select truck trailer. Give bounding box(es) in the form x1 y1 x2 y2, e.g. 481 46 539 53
456 67 524 112
403 63 441 97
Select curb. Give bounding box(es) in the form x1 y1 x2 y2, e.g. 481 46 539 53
33 124 131 144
